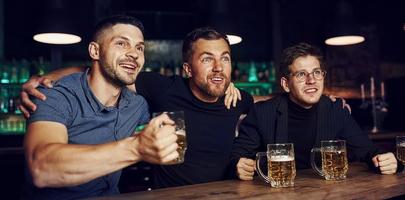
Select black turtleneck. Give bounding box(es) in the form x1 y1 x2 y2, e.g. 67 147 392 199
287 98 318 169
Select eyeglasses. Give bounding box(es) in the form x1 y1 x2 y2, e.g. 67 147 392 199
288 68 327 82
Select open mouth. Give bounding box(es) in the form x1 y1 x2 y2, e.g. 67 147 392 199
304 88 318 94
119 62 138 74
210 76 224 84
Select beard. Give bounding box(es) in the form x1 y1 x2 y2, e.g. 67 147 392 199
197 72 230 97
100 58 139 86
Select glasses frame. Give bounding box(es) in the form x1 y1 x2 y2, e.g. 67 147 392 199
288 68 327 82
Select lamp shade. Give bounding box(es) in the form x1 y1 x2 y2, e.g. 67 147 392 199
226 34 242 45
325 35 364 46
209 0 242 46
33 0 81 45
33 33 81 45
325 0 364 46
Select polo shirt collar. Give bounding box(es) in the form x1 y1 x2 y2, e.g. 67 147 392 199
80 68 131 113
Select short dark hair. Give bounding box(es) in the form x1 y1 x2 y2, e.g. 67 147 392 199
280 42 324 76
182 27 230 63
92 15 145 42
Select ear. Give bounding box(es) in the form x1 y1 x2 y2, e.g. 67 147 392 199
183 63 192 78
281 77 290 93
88 42 100 60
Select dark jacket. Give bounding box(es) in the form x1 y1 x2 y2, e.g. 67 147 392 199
230 94 396 173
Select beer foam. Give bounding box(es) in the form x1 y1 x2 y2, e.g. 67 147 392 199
269 156 294 162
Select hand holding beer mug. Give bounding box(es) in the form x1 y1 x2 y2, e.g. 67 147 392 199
396 136 405 167
153 111 187 164
310 140 348 180
256 143 296 187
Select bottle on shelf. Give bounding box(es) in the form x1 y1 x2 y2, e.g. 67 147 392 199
19 59 31 83
1 65 10 83
0 88 9 113
248 62 258 82
10 65 19 84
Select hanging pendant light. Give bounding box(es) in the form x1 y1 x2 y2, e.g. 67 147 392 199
33 0 81 45
325 0 364 46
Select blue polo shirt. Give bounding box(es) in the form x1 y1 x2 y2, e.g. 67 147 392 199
22 69 149 200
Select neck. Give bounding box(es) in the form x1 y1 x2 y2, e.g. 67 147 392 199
189 80 219 103
88 62 122 107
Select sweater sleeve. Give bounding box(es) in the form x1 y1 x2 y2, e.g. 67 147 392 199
336 100 386 172
135 72 173 101
229 104 265 177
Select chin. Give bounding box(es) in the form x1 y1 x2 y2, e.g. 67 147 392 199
206 88 226 97
304 97 321 105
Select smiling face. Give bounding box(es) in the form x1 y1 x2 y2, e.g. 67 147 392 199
281 55 324 108
183 38 231 102
92 24 145 86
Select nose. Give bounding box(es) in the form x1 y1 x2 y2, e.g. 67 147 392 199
212 59 223 72
126 48 139 60
305 73 316 84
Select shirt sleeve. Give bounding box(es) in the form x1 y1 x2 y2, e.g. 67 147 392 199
138 98 151 125
27 86 74 126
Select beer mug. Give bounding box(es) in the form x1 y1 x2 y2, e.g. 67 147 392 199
310 140 348 180
153 111 187 164
256 143 296 187
396 136 405 165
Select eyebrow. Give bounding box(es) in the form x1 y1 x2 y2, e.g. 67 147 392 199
111 36 145 46
294 67 321 73
199 51 231 57
290 67 322 74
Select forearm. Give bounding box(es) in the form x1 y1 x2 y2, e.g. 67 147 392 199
43 66 87 81
28 136 140 188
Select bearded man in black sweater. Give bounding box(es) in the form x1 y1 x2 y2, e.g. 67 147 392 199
231 43 401 181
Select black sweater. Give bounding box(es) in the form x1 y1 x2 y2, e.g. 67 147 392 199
136 72 253 188
287 98 318 169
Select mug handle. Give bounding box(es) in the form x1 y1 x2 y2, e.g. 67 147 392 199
256 152 270 183
310 148 325 177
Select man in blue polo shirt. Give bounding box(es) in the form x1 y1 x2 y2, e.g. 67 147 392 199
21 15 180 199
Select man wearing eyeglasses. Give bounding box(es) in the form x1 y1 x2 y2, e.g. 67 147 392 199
231 42 401 181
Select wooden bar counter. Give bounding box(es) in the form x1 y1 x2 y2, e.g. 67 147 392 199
90 163 405 200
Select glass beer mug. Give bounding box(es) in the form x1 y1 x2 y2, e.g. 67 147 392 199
153 111 187 164
310 140 348 180
396 136 405 166
256 143 296 187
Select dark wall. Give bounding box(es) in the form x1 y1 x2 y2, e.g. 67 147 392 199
384 77 405 131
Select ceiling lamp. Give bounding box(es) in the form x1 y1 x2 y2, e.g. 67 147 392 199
325 35 364 46
33 33 81 45
33 0 81 45
226 34 242 45
325 0 364 46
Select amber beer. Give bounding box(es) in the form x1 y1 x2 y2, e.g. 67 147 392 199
256 143 296 188
311 140 348 180
153 111 187 165
268 156 296 187
321 150 348 180
171 130 187 164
